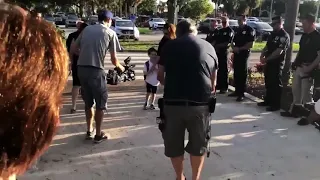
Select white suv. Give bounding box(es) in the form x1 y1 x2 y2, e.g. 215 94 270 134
148 18 165 29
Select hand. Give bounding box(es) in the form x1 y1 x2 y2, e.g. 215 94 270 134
116 64 125 72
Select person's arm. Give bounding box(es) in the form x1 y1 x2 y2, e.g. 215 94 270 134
157 48 166 85
109 31 124 70
215 29 234 49
143 63 147 80
211 68 217 93
266 35 290 62
66 34 73 52
239 27 255 51
303 50 320 72
70 32 82 58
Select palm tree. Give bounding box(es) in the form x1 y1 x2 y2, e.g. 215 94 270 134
158 1 166 13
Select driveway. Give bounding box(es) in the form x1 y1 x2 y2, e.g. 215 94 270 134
20 81 320 180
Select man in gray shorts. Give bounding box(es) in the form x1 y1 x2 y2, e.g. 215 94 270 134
71 10 124 143
158 20 218 180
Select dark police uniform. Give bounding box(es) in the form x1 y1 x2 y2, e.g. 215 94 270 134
159 35 218 158
205 28 219 45
232 25 255 100
263 28 290 110
215 26 234 92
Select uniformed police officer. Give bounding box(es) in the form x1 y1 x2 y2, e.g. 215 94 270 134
215 16 234 93
259 16 290 111
229 15 255 101
205 19 219 46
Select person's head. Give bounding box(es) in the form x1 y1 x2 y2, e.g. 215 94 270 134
76 21 83 30
301 14 316 33
79 22 88 32
98 9 113 27
211 19 217 29
36 12 42 20
221 16 229 28
271 16 283 31
176 19 198 38
0 3 68 179
238 15 247 26
147 47 158 57
163 23 176 39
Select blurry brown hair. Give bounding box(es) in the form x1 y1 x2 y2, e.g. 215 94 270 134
164 23 176 39
0 3 68 178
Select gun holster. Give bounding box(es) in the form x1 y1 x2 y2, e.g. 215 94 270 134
157 98 166 132
208 94 217 113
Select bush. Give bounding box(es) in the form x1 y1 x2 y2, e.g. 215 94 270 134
56 26 66 40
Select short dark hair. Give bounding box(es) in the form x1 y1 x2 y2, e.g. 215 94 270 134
176 19 197 37
302 14 316 23
147 47 157 55
272 16 281 21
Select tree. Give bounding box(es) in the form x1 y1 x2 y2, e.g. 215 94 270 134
299 0 317 17
246 0 262 15
180 0 214 20
158 1 166 14
137 0 156 15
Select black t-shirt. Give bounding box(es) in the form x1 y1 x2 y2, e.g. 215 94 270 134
265 28 290 65
233 25 255 48
159 35 218 102
205 28 219 44
216 26 234 52
296 30 320 66
158 36 171 56
66 31 81 64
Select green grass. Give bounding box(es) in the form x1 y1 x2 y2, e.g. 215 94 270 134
120 40 300 52
138 28 152 35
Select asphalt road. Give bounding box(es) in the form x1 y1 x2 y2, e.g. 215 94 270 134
59 26 302 43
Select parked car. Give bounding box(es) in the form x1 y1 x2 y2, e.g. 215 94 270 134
198 18 222 34
87 15 98 25
247 21 273 41
247 17 260 22
65 15 80 28
111 19 140 41
229 19 239 29
53 14 64 25
44 15 56 26
316 23 320 31
148 18 165 29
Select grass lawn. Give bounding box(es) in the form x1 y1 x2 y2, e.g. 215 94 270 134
138 28 152 35
120 40 300 52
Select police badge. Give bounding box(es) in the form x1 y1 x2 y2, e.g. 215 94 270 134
280 37 286 43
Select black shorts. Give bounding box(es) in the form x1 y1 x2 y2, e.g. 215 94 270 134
146 83 158 93
72 59 80 86
162 105 211 157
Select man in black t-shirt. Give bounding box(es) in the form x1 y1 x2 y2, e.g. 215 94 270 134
215 16 234 93
205 19 219 46
157 20 218 180
281 14 320 123
228 15 255 101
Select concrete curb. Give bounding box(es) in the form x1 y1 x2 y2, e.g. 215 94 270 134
228 85 263 103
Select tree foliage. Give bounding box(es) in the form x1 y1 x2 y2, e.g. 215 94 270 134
137 0 156 15
179 0 214 20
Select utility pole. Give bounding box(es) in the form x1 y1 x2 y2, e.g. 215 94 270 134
269 0 274 22
282 0 300 87
167 0 178 24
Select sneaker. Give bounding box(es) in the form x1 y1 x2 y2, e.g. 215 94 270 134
297 118 309 126
280 111 299 118
149 104 155 110
70 109 76 114
236 96 245 102
143 103 148 110
94 131 109 144
85 129 95 140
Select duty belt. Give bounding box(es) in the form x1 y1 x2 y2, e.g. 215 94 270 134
164 99 208 106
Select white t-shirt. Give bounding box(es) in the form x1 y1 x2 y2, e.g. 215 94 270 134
143 60 160 86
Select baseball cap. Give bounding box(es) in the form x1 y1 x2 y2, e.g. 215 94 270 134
98 10 113 21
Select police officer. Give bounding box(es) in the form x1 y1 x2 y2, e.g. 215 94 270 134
205 19 219 46
215 16 234 93
258 16 290 111
229 15 255 101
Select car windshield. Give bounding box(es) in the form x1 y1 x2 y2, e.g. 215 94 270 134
68 15 78 20
45 16 55 21
116 20 133 27
229 20 238 26
256 22 272 29
153 18 164 22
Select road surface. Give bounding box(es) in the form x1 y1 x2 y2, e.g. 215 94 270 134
59 26 302 43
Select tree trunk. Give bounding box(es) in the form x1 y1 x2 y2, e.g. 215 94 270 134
167 0 177 24
91 0 95 15
282 0 300 87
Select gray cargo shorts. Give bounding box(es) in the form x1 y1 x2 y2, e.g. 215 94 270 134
162 105 211 158
77 66 108 110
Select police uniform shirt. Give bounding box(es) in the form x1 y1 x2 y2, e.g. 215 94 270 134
265 28 290 64
295 30 320 66
205 28 219 44
216 27 234 51
233 25 255 48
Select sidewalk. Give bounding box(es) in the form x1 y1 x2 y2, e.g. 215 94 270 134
20 81 320 180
